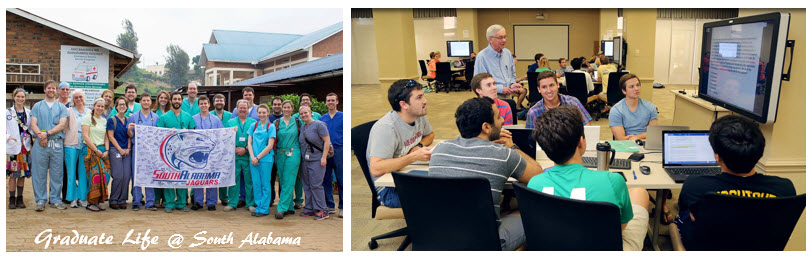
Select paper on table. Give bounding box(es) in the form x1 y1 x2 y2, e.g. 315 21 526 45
608 140 640 152
585 126 600 150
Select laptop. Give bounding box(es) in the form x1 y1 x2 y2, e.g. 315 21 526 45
508 128 536 160
662 130 722 183
644 125 690 150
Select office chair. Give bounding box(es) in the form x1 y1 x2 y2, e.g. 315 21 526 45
513 182 623 251
393 172 503 251
563 72 589 105
669 193 806 251
461 63 475 91
606 71 629 106
435 62 453 93
351 120 410 250
526 72 541 107
504 98 519 122
419 60 434 89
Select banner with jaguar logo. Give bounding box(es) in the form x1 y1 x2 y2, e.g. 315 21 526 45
134 125 236 188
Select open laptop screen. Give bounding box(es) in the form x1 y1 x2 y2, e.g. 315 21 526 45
663 131 717 166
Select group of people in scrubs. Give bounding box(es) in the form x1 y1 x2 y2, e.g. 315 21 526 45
6 81 344 221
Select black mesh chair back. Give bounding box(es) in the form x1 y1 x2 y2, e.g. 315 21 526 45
564 72 589 107
393 172 502 251
465 62 475 82
513 182 622 251
527 72 542 104
435 62 452 83
419 60 429 77
686 193 806 251
351 120 379 218
607 71 628 106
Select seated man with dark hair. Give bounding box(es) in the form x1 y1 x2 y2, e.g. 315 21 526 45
675 115 796 248
367 79 435 208
471 73 513 125
527 105 650 251
429 97 542 251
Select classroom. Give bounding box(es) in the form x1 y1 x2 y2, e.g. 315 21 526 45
350 8 806 251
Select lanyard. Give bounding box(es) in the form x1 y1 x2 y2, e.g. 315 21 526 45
238 119 246 135
172 112 184 128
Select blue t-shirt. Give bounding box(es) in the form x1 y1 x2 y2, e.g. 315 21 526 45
608 98 658 136
248 120 276 163
106 116 130 149
319 111 343 147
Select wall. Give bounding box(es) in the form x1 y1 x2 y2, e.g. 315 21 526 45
598 8 618 40
6 12 116 89
312 31 343 57
413 17 461 64
738 8 806 251
372 8 418 83
620 9 657 101
653 18 717 85
351 18 380 85
476 9 600 78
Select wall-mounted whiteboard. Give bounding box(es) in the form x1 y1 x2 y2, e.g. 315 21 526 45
513 24 569 61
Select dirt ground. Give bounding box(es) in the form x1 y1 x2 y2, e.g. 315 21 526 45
5 178 342 252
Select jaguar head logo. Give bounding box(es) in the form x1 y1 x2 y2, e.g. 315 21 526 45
159 132 217 170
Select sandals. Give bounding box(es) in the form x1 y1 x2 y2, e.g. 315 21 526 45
661 208 675 225
86 204 101 212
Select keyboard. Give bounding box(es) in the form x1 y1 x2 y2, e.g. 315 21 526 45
581 157 631 170
665 167 722 183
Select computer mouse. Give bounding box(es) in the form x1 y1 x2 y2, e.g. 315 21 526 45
635 139 645 146
639 165 651 175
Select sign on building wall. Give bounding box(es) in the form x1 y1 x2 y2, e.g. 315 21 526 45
60 45 109 106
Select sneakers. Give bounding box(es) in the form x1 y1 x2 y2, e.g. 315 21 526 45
328 208 336 214
146 206 158 211
221 200 229 206
80 200 88 207
191 203 203 211
237 200 246 208
300 211 315 217
132 205 140 211
255 212 268 217
70 199 78 208
285 210 295 215
181 206 190 212
338 209 343 218
35 203 45 212
207 205 216 211
248 206 256 213
165 207 173 213
275 211 285 219
294 202 303 209
51 202 67 210
315 211 329 220
223 206 235 212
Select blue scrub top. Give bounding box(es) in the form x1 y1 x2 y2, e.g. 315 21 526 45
30 100 69 139
193 113 224 130
127 111 159 144
319 111 343 147
107 116 130 148
231 104 259 121
247 120 276 163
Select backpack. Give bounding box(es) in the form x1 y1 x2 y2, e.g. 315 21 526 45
272 118 301 150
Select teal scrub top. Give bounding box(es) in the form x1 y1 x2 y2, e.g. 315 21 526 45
226 117 257 161
275 118 301 153
293 112 321 123
156 110 196 130
109 102 142 117
211 110 232 127
247 120 276 163
181 98 200 116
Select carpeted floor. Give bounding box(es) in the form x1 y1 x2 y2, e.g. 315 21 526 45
350 82 695 251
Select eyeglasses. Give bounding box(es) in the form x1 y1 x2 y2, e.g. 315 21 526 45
490 36 508 40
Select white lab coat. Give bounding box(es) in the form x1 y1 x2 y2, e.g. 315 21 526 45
6 106 33 155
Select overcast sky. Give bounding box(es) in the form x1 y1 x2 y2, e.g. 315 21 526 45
25 8 342 68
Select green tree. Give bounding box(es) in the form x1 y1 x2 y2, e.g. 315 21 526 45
164 44 190 87
191 55 204 83
116 19 141 81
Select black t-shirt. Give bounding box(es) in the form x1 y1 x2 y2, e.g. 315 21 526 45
678 172 796 213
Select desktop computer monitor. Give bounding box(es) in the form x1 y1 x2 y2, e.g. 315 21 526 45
601 40 614 57
447 40 474 57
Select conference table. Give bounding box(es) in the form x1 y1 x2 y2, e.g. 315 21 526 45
374 139 678 251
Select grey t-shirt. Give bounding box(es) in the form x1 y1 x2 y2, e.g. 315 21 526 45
299 120 329 161
366 110 433 184
428 137 527 222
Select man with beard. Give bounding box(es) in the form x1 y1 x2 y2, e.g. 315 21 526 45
30 80 69 211
367 79 435 208
156 91 197 213
268 96 284 207
110 85 142 117
319 93 343 217
210 94 232 205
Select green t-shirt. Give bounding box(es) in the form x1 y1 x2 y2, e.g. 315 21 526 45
156 110 196 130
210 110 232 127
226 117 257 161
535 67 552 73
181 98 200 116
527 163 634 224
